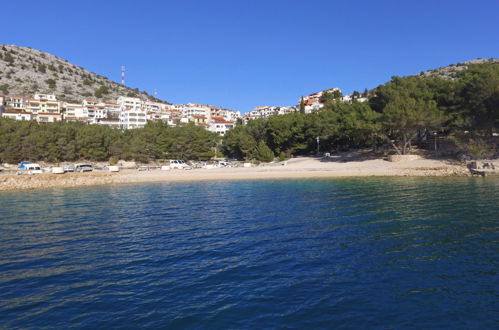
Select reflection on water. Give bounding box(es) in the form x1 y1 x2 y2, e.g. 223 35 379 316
0 178 498 328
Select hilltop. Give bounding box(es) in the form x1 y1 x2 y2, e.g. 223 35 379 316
416 58 498 80
0 45 168 104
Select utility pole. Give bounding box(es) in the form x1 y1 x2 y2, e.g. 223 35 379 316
316 136 320 155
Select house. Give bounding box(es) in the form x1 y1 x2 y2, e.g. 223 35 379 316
191 115 209 126
5 95 29 111
63 103 85 119
2 110 34 121
117 96 143 111
36 112 63 123
209 117 235 136
95 117 121 129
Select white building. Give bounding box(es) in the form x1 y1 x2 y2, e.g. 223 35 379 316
209 119 235 136
63 103 86 120
182 103 210 119
2 110 34 121
5 95 29 111
120 109 147 129
117 96 143 111
95 118 121 129
36 113 63 123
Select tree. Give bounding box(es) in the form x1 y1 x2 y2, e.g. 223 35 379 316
457 63 499 135
320 89 343 104
253 140 274 162
223 128 257 160
299 96 305 114
383 96 443 154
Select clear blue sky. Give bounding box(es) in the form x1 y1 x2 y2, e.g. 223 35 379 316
3 0 498 112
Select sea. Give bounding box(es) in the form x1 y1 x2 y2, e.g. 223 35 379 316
0 178 497 329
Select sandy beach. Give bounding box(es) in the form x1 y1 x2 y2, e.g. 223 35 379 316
0 153 474 192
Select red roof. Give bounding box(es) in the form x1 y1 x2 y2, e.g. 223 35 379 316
213 121 234 124
3 110 32 114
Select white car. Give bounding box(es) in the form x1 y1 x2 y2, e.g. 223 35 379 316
75 163 93 172
169 160 191 170
17 163 43 175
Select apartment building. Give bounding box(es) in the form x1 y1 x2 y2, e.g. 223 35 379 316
36 112 63 123
1 92 239 135
120 109 147 129
63 103 86 120
182 103 210 119
26 94 61 115
5 95 29 111
117 96 143 111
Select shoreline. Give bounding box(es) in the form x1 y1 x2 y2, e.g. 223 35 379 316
0 156 476 192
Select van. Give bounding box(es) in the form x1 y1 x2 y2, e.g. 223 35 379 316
75 163 93 172
17 163 43 175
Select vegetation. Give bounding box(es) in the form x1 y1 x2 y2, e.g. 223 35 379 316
94 85 109 98
224 61 498 159
0 60 496 164
45 78 56 90
0 120 218 164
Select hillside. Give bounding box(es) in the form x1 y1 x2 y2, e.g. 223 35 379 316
417 58 498 80
0 45 168 104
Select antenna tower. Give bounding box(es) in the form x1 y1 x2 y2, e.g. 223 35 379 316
121 65 125 85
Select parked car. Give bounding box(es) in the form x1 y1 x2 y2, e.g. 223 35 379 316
63 164 75 172
169 160 191 170
217 161 229 167
74 163 93 172
138 166 150 171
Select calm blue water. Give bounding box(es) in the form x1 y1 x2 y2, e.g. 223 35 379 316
0 178 498 329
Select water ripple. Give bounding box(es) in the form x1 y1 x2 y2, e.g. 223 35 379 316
0 178 498 328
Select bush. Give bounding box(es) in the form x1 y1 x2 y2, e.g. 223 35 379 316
3 52 14 64
94 85 109 98
109 156 119 165
278 151 287 162
38 63 47 73
45 78 56 90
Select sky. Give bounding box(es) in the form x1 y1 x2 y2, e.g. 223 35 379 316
2 0 498 112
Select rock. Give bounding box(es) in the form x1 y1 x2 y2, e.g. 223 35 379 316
109 166 120 172
52 167 65 174
117 160 137 169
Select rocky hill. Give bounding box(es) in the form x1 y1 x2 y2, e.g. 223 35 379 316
0 45 168 104
417 58 498 80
